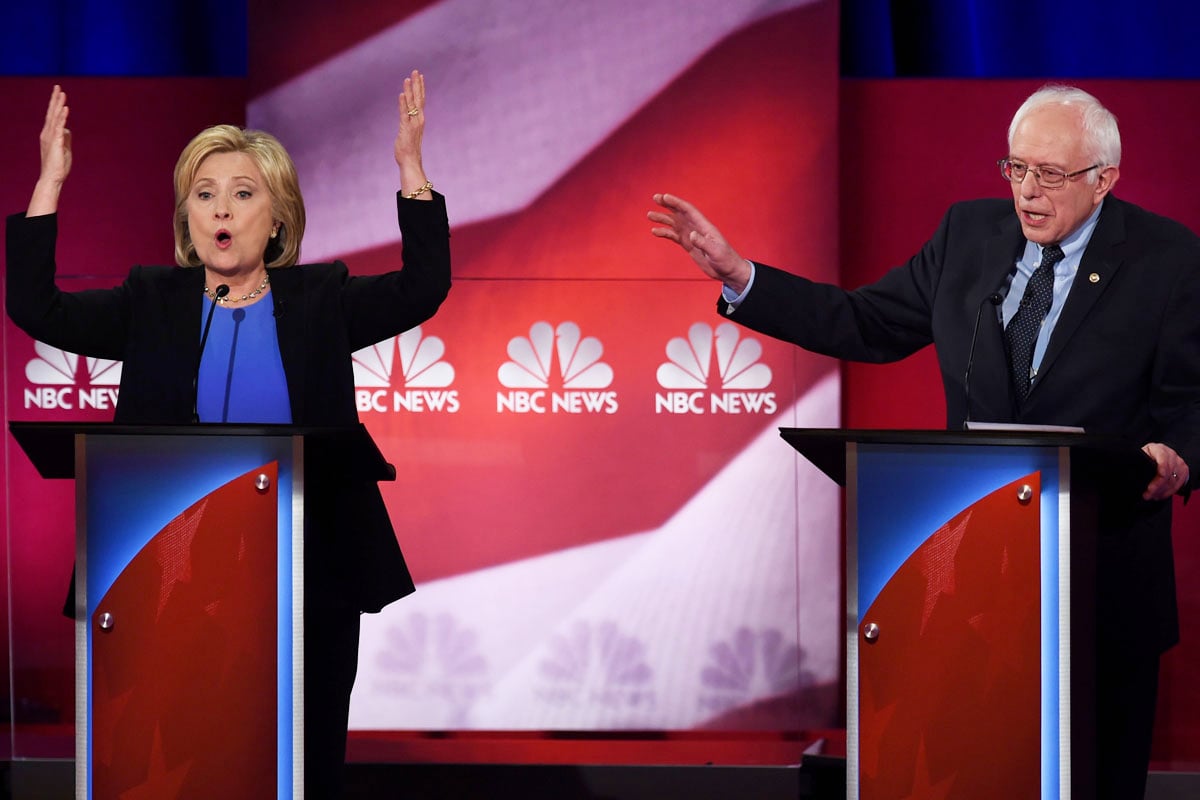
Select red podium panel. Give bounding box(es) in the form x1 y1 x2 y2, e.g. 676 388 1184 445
89 461 279 798
858 472 1041 798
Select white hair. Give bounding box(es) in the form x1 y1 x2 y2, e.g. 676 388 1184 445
1008 84 1121 182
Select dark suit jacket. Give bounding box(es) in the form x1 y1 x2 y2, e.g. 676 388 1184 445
727 195 1200 652
6 192 452 614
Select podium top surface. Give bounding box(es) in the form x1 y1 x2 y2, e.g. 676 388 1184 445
779 427 1155 487
9 421 394 481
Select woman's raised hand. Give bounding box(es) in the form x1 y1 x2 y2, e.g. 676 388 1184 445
29 85 72 216
394 70 431 200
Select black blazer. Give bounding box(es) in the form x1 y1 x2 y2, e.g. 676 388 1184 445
728 196 1200 652
6 192 452 613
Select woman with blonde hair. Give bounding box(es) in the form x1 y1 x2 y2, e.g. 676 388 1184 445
7 71 450 797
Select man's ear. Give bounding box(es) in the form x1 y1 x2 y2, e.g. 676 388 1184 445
1095 165 1120 200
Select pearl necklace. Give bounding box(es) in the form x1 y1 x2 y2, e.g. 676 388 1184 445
205 272 270 304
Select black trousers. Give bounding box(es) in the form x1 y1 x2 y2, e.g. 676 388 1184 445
1095 649 1160 800
304 603 361 799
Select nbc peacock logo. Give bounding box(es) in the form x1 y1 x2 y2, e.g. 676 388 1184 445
22 341 122 411
654 322 776 414
496 322 618 414
352 326 459 413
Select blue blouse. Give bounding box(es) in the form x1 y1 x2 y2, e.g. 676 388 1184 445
196 295 292 423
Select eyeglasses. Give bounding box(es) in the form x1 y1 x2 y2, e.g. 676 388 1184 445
997 158 1099 189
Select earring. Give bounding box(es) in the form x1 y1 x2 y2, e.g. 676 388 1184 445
270 226 279 239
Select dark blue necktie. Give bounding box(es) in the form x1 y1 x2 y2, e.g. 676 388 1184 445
1005 243 1065 400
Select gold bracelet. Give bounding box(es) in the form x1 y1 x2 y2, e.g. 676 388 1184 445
404 180 433 199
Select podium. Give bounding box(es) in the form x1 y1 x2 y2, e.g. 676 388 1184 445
10 422 393 800
780 428 1154 800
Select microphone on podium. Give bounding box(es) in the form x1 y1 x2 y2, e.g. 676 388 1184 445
963 289 1004 429
193 284 229 422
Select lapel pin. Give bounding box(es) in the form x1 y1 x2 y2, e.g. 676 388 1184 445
1088 273 1100 284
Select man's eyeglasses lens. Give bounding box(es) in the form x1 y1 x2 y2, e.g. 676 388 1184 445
999 159 1070 188
993 160 1099 190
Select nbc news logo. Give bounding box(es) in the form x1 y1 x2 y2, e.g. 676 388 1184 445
23 342 122 411
352 326 459 413
496 322 619 414
655 323 776 414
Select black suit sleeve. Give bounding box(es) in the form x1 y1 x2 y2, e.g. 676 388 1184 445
1146 234 1200 487
5 212 131 360
724 204 972 364
337 191 452 351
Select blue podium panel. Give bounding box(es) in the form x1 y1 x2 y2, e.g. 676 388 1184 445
78 433 302 799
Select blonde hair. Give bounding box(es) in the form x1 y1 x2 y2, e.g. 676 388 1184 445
173 125 306 267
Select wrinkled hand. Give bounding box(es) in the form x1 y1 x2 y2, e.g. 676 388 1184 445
28 85 72 216
1141 442 1190 501
648 193 751 293
394 69 430 198
40 85 72 184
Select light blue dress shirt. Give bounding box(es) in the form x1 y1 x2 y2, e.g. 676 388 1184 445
999 201 1103 376
720 261 756 312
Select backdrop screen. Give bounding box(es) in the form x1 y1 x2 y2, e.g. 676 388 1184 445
0 0 843 745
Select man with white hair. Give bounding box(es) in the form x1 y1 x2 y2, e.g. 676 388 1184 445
651 84 1200 798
